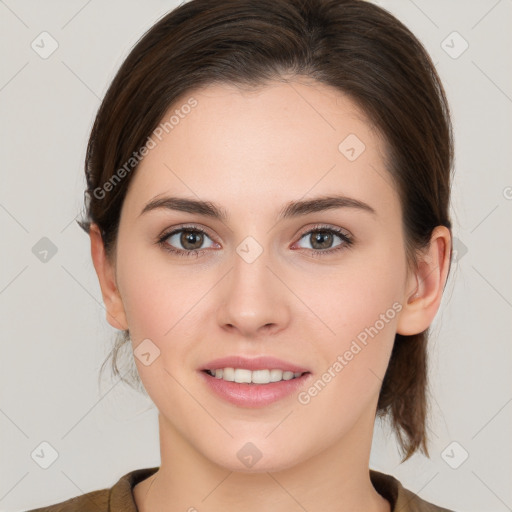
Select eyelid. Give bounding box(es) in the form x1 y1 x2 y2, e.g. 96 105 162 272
158 223 216 241
158 223 351 243
157 222 353 257
157 224 219 248
296 223 352 240
292 223 353 253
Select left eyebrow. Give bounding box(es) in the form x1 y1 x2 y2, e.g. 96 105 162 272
138 194 376 221
278 194 376 219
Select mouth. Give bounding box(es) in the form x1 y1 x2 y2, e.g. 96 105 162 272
202 368 309 384
198 356 312 408
198 357 312 409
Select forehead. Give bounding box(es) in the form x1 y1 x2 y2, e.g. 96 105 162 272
122 79 398 221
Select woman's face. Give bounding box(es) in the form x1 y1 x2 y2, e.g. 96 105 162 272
103 79 417 471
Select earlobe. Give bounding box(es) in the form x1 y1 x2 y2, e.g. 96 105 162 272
397 226 452 336
89 224 128 331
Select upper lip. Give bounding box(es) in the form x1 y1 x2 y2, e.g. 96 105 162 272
201 356 310 373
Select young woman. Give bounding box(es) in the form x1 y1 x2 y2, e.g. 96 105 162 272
29 0 455 510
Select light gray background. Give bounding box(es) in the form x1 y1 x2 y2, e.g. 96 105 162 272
1 1 511 511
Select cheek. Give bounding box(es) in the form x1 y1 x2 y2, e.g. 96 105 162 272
302 250 405 344
118 275 167 341
115 246 214 373
295 250 405 397
292 276 402 446
116 251 200 401
115 245 184 342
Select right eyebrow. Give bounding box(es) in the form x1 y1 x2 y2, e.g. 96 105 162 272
139 196 229 220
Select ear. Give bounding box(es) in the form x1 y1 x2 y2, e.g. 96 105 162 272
89 224 128 331
397 226 452 336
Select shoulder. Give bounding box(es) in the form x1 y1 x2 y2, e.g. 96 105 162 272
24 489 108 512
24 467 159 512
397 485 455 512
370 469 456 512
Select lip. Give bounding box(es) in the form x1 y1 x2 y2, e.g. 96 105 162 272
200 356 310 373
199 370 312 408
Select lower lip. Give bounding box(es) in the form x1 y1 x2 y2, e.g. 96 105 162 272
199 370 311 408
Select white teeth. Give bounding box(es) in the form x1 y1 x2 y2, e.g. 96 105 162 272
234 368 252 383
269 369 283 382
222 367 235 381
252 369 270 384
207 367 304 384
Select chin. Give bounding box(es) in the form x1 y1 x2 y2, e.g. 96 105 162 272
202 438 308 474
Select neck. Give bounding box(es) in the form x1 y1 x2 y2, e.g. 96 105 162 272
135 407 390 512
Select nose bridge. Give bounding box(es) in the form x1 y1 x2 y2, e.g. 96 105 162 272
217 234 290 335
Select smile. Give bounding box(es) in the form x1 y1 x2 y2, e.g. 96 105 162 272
204 368 305 384
199 369 312 408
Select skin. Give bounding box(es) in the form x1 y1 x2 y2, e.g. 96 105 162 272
90 78 451 512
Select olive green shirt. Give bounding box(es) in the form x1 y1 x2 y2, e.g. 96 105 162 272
26 467 454 511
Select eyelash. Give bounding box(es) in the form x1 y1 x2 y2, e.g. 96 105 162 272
156 223 353 259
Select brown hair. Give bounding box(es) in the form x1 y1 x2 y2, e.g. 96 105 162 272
77 0 453 461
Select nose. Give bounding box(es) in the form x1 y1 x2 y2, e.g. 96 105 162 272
216 246 291 339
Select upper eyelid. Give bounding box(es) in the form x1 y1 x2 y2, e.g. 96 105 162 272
161 224 212 237
297 224 352 241
160 223 352 245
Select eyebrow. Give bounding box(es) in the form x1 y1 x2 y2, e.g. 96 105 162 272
139 194 376 221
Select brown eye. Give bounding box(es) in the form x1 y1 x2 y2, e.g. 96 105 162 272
308 231 336 250
294 225 353 256
179 230 205 250
158 226 217 257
